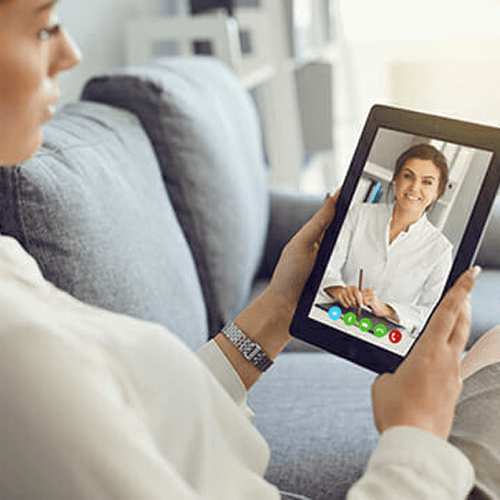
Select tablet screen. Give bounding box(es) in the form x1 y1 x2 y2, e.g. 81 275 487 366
307 127 494 357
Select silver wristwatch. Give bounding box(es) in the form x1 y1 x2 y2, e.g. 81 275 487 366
221 321 274 372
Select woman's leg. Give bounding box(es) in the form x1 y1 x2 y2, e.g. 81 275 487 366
449 325 500 499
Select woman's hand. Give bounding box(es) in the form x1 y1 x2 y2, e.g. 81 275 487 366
325 285 363 310
371 267 477 441
267 191 339 319
325 286 398 322
362 288 398 321
215 191 338 390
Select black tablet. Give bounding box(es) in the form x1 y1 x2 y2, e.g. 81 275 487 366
290 104 500 374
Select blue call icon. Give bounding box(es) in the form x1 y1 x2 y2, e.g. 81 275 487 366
328 306 342 321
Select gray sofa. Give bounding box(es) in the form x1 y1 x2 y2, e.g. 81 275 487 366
0 56 498 500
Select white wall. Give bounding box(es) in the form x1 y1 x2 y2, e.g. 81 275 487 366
337 0 500 167
349 40 500 123
340 0 500 42
57 0 141 106
57 0 500 147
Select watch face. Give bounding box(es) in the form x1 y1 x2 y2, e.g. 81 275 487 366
240 339 259 359
222 322 273 371
253 352 273 372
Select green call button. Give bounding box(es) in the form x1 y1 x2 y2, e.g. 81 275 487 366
374 324 387 338
359 318 372 332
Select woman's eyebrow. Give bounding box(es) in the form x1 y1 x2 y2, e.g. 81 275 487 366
403 167 436 180
34 0 58 14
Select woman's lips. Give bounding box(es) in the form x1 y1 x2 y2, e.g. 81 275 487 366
42 104 57 122
405 194 421 201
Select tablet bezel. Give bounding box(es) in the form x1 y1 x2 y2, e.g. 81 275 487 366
290 104 500 374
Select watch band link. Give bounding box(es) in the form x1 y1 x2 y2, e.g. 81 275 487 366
221 321 274 373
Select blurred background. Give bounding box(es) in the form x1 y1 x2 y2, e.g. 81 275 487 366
56 0 500 193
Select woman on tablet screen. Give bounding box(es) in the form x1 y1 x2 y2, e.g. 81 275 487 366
323 144 453 333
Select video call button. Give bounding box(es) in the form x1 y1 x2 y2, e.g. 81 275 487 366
344 312 357 326
328 306 342 321
358 318 372 332
326 306 402 344
389 329 403 344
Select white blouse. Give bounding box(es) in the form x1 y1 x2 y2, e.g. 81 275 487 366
0 236 473 499
320 203 453 333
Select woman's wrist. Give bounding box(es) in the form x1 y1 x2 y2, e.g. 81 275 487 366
214 287 294 390
384 303 399 322
325 286 342 299
234 287 294 359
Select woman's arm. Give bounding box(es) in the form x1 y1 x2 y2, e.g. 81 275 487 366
215 193 338 390
371 267 477 439
346 427 474 500
346 267 479 500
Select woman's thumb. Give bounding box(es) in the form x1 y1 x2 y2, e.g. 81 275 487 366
301 190 338 244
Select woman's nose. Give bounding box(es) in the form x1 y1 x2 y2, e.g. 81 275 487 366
410 179 423 192
50 28 82 77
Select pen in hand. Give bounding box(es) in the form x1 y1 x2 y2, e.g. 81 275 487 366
357 268 364 316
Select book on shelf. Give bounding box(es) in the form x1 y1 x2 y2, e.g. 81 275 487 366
363 179 384 204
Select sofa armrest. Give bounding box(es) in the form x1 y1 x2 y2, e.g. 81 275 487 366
257 187 324 280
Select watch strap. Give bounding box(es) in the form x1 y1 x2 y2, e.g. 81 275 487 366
221 321 274 372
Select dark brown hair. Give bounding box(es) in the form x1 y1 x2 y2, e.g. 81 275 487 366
392 143 448 199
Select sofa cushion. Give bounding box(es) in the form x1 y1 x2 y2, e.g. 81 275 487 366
81 56 270 336
0 101 207 350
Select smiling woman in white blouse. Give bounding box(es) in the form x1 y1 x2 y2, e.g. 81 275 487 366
323 144 452 333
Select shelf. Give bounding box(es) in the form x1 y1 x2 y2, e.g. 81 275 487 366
299 42 341 64
124 1 349 191
281 42 340 73
238 61 276 88
363 161 393 183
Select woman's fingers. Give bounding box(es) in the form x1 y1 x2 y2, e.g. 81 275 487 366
338 286 361 309
268 189 340 310
294 190 339 248
337 289 350 308
361 288 374 304
372 268 479 441
447 294 472 354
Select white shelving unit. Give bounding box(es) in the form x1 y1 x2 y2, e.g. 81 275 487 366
249 0 354 190
125 0 355 191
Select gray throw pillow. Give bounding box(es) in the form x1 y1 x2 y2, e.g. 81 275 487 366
0 101 208 350
81 56 270 336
